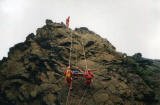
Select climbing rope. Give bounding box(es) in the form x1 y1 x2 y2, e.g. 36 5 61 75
77 88 87 105
65 16 90 105
65 87 71 105
81 39 88 73
66 20 73 104
75 36 78 67
68 31 73 67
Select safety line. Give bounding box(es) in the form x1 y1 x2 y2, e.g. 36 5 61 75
68 32 73 67
81 40 88 73
76 36 78 67
65 87 71 105
77 88 87 105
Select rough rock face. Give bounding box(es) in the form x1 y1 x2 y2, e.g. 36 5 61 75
0 19 158 105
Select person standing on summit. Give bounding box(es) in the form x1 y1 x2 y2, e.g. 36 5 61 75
66 16 70 28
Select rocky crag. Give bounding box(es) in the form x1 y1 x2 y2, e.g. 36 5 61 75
0 19 159 105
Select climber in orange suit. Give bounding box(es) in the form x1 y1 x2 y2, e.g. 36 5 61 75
64 66 73 89
84 69 94 87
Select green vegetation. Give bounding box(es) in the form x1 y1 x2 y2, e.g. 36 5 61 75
123 55 154 77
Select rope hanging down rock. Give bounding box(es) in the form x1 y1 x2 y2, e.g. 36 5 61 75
81 39 88 73
65 16 89 105
68 32 73 67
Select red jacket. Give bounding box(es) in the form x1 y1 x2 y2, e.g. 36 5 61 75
66 16 70 28
84 72 94 80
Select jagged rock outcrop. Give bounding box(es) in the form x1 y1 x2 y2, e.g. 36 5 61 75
0 19 159 105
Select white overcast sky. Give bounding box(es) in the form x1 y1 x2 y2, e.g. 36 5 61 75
0 0 160 59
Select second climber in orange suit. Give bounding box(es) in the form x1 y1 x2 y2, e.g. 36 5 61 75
84 69 94 88
64 66 73 89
